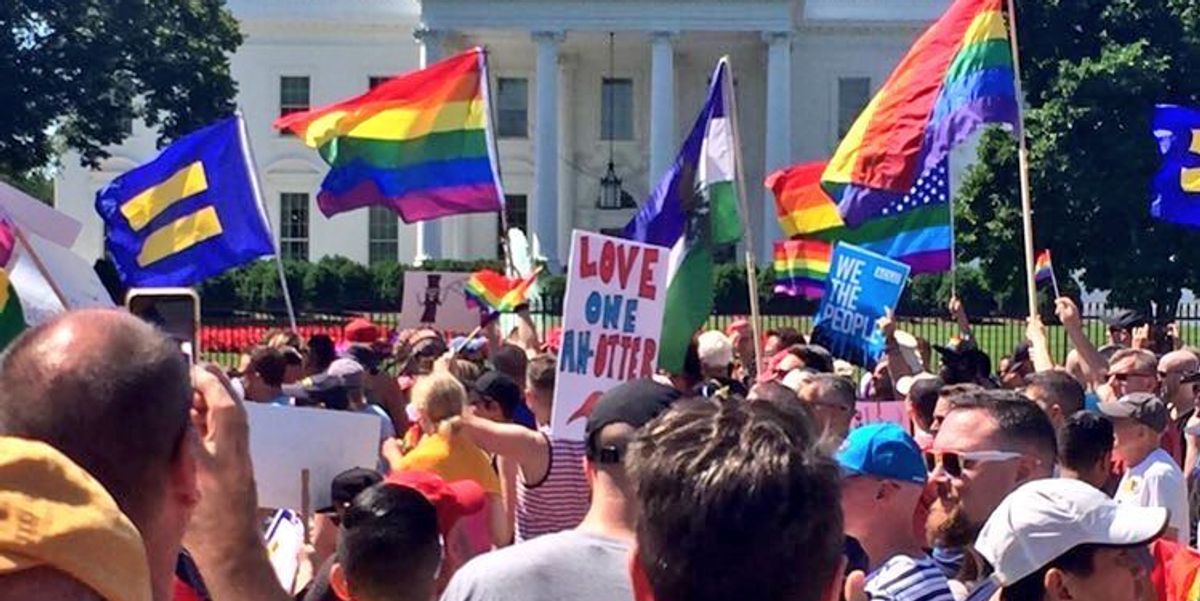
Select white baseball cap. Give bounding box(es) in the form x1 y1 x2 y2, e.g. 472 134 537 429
697 330 734 369
895 372 938 396
975 478 1167 586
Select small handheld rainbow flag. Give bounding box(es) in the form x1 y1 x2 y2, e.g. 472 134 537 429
773 239 833 300
464 269 538 314
1034 250 1060 297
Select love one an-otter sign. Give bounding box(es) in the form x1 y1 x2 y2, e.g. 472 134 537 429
810 242 910 369
551 231 668 441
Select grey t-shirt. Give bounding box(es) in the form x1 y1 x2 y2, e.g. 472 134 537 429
440 530 632 601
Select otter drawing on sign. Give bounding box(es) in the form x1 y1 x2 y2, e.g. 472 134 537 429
397 271 475 331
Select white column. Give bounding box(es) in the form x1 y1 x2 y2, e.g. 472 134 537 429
763 31 793 261
649 31 677 189
557 53 575 257
533 31 564 270
414 27 446 264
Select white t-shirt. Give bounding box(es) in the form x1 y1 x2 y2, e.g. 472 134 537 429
1115 448 1189 543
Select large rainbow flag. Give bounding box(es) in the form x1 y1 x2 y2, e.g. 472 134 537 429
822 0 1018 226
274 48 503 222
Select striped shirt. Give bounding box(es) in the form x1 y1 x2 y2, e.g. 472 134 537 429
515 430 590 542
865 554 957 601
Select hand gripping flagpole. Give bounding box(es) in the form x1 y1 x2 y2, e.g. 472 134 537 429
722 57 765 376
236 111 298 332
1005 0 1040 319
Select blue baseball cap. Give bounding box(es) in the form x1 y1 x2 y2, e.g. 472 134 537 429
836 423 927 485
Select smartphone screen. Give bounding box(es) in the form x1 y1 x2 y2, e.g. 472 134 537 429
127 290 199 364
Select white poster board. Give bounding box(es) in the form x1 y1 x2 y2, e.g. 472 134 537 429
10 231 115 326
396 270 478 332
0 181 82 248
245 403 382 510
550 231 669 441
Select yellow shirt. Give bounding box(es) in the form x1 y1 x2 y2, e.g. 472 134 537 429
397 431 501 495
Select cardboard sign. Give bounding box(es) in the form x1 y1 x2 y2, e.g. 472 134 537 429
810 243 911 369
10 231 115 325
245 403 382 510
396 270 478 332
0 181 82 248
550 231 668 441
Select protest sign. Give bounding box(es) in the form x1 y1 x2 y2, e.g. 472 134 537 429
10 231 115 325
245 403 382 510
397 270 478 332
0 181 82 248
854 401 909 428
810 242 911 369
264 509 305 591
551 230 668 441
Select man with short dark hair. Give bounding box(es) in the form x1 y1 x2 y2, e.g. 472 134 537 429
330 471 485 601
1024 371 1085 431
898 374 942 448
0 310 288 601
442 379 679 601
926 391 1057 600
798 373 857 440
974 478 1164 601
625 398 844 601
244 345 289 404
763 327 805 358
470 371 523 423
1057 411 1114 491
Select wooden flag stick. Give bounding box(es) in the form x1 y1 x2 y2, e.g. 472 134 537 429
11 224 70 309
1005 0 1040 319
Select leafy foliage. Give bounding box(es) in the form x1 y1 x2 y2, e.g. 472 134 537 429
956 0 1200 318
0 0 242 176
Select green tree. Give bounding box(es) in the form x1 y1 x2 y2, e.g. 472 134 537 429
957 0 1200 319
1 0 242 176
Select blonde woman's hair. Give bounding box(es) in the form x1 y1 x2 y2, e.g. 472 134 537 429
412 372 466 436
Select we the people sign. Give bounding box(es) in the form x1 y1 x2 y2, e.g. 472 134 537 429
810 242 911 369
551 231 668 441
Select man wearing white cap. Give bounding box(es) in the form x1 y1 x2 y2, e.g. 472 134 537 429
974 478 1165 601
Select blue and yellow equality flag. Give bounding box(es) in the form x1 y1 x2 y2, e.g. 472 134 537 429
1152 104 1200 229
96 116 275 286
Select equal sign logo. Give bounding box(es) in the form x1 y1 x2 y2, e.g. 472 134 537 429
120 161 225 267
1182 132 1200 193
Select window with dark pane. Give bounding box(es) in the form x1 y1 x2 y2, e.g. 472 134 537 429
496 194 527 257
601 78 633 141
837 77 872 140
368 206 399 265
279 76 311 135
497 78 528 138
279 193 310 261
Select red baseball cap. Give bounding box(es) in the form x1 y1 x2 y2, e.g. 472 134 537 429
386 471 486 535
724 318 750 338
344 318 382 344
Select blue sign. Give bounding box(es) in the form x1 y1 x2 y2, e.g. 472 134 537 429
810 242 911 369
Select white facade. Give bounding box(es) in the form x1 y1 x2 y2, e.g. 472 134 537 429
54 0 949 268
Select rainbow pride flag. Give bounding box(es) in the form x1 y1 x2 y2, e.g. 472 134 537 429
1034 249 1054 282
274 48 503 222
768 161 845 237
822 0 1018 226
464 269 537 314
773 239 833 299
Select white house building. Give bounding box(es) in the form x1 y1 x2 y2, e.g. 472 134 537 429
54 0 953 269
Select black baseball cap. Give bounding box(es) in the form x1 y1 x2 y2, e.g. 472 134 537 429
473 371 523 416
1103 310 1148 330
282 374 353 409
585 379 681 463
316 467 382 514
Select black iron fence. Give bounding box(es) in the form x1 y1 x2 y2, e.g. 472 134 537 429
199 300 1199 372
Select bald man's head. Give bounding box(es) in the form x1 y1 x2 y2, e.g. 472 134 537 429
1160 350 1199 375
0 310 191 524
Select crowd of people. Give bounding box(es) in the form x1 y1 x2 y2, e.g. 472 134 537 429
3 296 1200 601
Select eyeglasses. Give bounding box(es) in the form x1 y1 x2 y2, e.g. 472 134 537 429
1108 372 1156 382
924 449 1023 478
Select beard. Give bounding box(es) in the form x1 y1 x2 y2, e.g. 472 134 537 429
925 495 979 548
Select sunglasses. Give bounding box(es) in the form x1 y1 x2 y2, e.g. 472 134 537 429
924 449 1023 478
1109 372 1156 382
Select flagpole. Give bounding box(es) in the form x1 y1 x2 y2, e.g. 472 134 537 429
1049 266 1062 300
722 57 765 375
236 111 298 332
1005 0 1039 319
478 47 517 277
9 225 70 309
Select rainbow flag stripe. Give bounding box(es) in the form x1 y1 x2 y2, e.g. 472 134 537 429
822 0 1018 226
768 161 845 237
1034 249 1054 282
464 269 537 314
773 239 833 299
274 48 502 222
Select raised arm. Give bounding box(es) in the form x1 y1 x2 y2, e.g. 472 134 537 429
458 413 549 480
1055 297 1107 388
1026 315 1056 372
949 296 973 341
